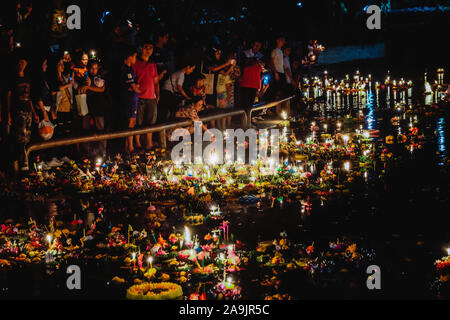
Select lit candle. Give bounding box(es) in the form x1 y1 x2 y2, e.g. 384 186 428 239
47 234 52 248
184 226 191 246
148 256 153 270
343 135 349 146
225 277 234 290
344 162 350 172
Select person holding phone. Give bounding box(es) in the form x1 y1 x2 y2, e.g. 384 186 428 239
203 47 235 128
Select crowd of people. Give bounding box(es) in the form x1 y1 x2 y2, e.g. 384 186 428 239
0 1 325 173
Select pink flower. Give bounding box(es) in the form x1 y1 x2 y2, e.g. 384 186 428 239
197 251 205 261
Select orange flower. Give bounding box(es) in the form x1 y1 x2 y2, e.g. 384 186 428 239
204 234 212 241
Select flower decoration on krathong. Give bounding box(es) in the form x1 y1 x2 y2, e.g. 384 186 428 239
435 256 450 273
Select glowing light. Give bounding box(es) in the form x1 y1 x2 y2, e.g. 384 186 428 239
344 162 350 171
343 135 349 145
184 226 191 244
209 151 219 166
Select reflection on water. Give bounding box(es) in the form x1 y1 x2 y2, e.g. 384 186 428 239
365 91 375 131
436 117 447 166
299 79 449 169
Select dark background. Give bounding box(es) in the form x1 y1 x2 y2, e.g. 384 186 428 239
1 0 449 67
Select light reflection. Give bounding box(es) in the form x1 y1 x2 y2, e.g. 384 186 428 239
365 92 375 131
436 117 447 166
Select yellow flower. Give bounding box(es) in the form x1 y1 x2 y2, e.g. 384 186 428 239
160 273 170 281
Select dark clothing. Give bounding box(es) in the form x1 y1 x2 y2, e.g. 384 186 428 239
9 75 32 112
11 110 32 168
120 64 138 119
137 98 157 126
239 87 258 110
271 72 288 100
81 74 107 156
158 89 179 122
153 46 173 83
33 73 54 109
86 74 108 117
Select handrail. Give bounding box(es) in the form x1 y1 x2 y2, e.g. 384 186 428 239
247 96 295 127
25 96 295 164
25 109 247 164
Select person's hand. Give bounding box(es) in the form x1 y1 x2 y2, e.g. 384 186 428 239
156 95 160 104
86 77 92 87
8 114 12 126
161 70 167 76
274 73 280 81
33 113 39 123
79 86 88 94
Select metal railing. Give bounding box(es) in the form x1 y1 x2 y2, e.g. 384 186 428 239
25 96 295 164
248 96 294 127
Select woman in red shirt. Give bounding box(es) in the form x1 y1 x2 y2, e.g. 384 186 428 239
239 58 263 110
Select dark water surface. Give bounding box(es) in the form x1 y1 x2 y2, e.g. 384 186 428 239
0 74 449 300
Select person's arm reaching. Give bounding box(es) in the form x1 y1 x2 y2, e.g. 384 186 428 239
37 100 50 121
177 85 191 100
158 70 167 82
209 59 233 73
29 100 39 123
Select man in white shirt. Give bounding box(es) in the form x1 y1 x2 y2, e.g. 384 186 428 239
162 70 185 94
270 40 285 78
268 36 287 115
160 64 196 121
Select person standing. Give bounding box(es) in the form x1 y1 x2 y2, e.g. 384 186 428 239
133 41 159 150
79 60 108 158
239 58 263 111
7 58 39 171
120 50 141 153
153 30 172 83
204 48 235 128
269 35 286 115
243 40 263 60
32 57 52 124
54 58 74 137
283 46 297 95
